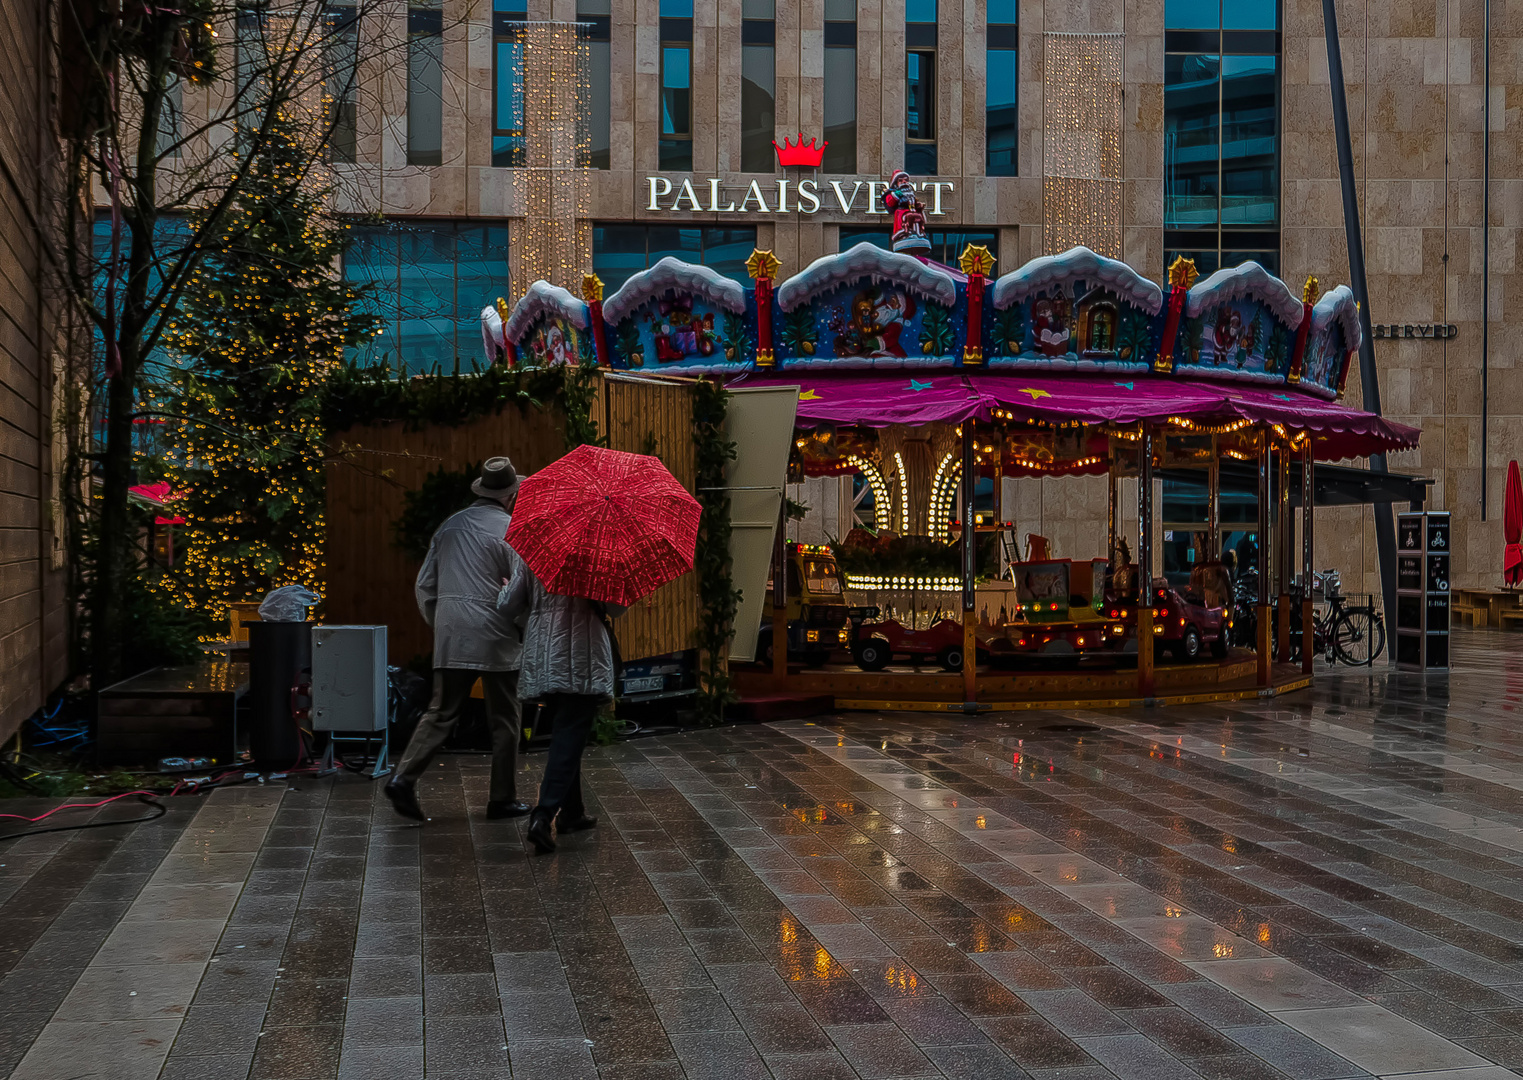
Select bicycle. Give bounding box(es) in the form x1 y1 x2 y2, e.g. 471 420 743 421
1288 570 1386 666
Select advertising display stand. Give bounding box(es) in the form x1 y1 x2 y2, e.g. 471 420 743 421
1396 511 1450 672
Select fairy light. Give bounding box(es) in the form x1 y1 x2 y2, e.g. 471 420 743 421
844 574 962 591
1043 33 1123 257
892 450 910 534
847 454 893 533
928 452 960 540
513 21 591 300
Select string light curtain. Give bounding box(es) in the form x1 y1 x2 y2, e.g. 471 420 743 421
1042 33 1123 258
512 21 592 299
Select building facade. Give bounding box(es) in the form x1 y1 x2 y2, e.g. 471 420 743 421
1 0 70 739
326 0 1516 594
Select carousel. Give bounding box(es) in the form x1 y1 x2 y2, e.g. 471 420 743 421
491 177 1420 712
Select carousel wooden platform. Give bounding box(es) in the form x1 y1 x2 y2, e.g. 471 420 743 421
732 649 1312 713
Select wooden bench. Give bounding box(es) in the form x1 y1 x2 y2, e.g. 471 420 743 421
1452 603 1485 627
1501 609 1523 631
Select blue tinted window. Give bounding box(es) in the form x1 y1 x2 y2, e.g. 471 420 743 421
986 48 1018 176
590 225 759 296
1223 0 1277 30
343 222 511 374
1220 54 1278 227
987 0 1017 22
1164 53 1221 228
1165 0 1218 28
659 0 692 13
906 0 936 21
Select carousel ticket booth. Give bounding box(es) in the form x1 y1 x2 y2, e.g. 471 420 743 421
497 195 1420 712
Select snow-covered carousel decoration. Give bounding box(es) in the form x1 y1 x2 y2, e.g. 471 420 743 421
487 172 1363 401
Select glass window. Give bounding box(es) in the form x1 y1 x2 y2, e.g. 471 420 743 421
343 222 512 374
158 77 182 160
661 45 693 169
906 0 937 21
325 4 358 163
1220 54 1279 227
591 224 759 293
1165 0 1280 269
823 2 857 173
578 1 611 169
741 33 776 172
660 0 692 13
407 3 444 166
1164 53 1221 228
906 51 936 174
985 48 1017 176
1165 0 1219 28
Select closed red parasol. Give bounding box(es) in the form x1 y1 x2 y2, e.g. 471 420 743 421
506 444 702 607
1506 460 1523 587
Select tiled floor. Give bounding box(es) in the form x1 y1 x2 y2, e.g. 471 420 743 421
4 628 1523 1079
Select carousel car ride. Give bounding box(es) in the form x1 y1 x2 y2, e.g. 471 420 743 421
757 543 851 666
1103 584 1231 661
851 617 991 672
991 557 1114 660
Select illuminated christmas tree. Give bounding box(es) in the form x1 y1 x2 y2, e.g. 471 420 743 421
158 115 378 616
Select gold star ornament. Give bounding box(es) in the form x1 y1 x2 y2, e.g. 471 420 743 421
958 244 997 278
746 249 781 281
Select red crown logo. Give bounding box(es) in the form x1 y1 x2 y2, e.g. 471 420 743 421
773 133 828 168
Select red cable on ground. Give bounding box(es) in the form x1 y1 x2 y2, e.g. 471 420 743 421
0 790 160 824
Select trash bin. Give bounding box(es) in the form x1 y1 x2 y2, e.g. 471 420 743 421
247 621 311 770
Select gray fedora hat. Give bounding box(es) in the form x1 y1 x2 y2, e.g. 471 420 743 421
471 456 521 501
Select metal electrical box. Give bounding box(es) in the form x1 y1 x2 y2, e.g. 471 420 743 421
1395 511 1449 672
311 625 388 731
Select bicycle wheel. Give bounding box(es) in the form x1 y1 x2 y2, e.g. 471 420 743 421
1333 608 1386 665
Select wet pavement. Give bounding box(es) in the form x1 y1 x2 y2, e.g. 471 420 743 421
4 627 1523 1079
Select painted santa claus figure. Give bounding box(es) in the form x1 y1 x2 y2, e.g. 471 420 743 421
884 170 930 253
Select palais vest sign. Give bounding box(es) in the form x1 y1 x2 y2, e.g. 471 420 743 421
645 133 954 217
646 176 955 217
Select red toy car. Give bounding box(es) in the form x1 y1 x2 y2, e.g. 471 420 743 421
1103 584 1230 661
852 618 990 672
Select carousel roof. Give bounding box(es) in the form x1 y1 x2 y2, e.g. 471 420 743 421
728 370 1420 465
991 246 1164 314
777 242 959 312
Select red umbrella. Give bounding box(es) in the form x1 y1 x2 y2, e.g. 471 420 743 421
507 444 702 607
1505 460 1523 587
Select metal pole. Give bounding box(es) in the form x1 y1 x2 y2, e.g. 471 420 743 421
1137 427 1155 698
1302 441 1315 675
772 500 788 680
1277 446 1292 663
1208 436 1220 561
961 421 978 708
1321 0 1399 649
1257 428 1272 686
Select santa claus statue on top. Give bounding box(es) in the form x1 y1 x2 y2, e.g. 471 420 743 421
883 170 930 254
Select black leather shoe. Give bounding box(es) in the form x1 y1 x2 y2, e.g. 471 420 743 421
526 810 556 854
486 800 531 820
557 813 597 833
383 780 425 822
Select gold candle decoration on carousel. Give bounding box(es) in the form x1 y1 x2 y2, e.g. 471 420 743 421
958 244 996 366
583 273 610 367
1155 256 1197 374
747 248 781 368
1287 276 1317 384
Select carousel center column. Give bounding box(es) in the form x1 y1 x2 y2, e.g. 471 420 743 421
1256 427 1273 686
962 418 978 710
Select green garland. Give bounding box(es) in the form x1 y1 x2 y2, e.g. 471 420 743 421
322 357 579 433
691 377 739 724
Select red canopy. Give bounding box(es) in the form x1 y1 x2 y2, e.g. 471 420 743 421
730 370 1420 464
1505 460 1522 586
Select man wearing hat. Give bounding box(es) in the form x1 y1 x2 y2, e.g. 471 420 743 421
385 457 532 821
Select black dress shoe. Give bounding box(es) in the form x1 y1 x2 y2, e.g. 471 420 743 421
557 813 597 833
526 810 556 853
383 780 425 822
486 800 531 820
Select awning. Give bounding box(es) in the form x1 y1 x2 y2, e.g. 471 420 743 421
728 370 1420 462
